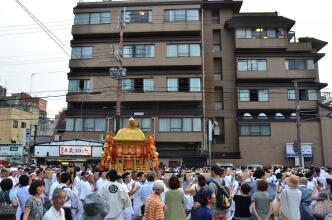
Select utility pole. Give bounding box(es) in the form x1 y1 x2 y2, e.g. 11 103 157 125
110 8 127 133
294 80 303 168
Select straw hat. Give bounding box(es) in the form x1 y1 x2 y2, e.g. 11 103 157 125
285 175 299 188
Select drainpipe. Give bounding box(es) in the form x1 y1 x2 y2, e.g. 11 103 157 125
201 8 208 165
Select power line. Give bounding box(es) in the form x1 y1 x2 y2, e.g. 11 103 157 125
14 0 71 57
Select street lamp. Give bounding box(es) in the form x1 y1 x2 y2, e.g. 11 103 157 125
109 67 127 132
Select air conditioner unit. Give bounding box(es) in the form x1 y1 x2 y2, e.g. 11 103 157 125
54 135 60 141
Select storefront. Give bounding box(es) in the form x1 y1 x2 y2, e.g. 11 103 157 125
0 144 23 164
34 140 103 166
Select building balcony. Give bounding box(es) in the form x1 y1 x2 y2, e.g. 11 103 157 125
156 132 203 143
287 42 312 52
237 70 316 80
72 22 201 35
238 100 317 110
235 38 288 49
66 91 203 103
69 56 202 68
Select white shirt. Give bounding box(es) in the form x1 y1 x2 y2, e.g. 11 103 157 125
280 187 302 220
9 175 18 186
96 178 107 191
42 206 65 220
99 181 131 219
44 177 53 196
49 181 60 200
132 181 142 216
140 181 154 204
307 180 315 191
77 180 93 200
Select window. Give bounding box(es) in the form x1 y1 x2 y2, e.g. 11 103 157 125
84 118 95 131
74 13 90 24
90 13 101 24
13 120 18 128
167 78 178 91
213 117 225 144
288 89 317 101
215 87 223 109
236 27 285 39
308 90 317 101
167 78 201 92
237 59 267 72
166 44 200 57
240 124 271 136
159 118 202 132
239 89 269 102
117 118 151 132
21 122 26 128
212 10 220 24
285 59 315 70
74 12 111 25
143 79 154 92
123 45 155 58
213 58 222 80
95 118 106 131
68 79 90 93
74 118 83 131
124 10 152 23
288 90 296 100
212 30 221 52
165 9 199 22
190 78 201 92
66 118 74 131
122 78 154 92
239 89 250 102
71 47 93 59
66 118 106 132
179 78 189 92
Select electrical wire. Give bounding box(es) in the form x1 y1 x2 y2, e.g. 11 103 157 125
14 0 71 57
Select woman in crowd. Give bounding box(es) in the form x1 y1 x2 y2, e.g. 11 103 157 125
0 178 18 220
164 175 186 220
232 183 252 220
252 180 273 220
16 174 30 220
23 179 45 220
280 175 302 220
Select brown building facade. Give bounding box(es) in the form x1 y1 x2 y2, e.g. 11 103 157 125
64 0 331 167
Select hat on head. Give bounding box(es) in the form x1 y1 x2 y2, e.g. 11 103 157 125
153 180 164 191
285 175 299 188
9 167 18 172
86 172 93 177
83 193 108 220
80 171 87 177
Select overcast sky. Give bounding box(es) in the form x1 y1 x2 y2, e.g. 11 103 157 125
0 0 331 118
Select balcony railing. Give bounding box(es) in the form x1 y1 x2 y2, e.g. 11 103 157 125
78 0 109 2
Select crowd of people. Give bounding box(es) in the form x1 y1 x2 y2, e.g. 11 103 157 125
0 163 332 220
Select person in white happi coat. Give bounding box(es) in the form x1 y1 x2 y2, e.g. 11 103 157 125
131 172 143 219
75 171 94 220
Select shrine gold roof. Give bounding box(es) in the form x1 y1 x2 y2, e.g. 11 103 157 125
113 118 145 142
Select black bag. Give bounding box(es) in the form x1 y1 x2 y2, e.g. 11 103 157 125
208 179 232 210
0 191 17 216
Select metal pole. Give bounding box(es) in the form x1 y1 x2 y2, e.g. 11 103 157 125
115 8 125 133
294 81 303 168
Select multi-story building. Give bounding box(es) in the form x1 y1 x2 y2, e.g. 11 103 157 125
65 0 332 167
